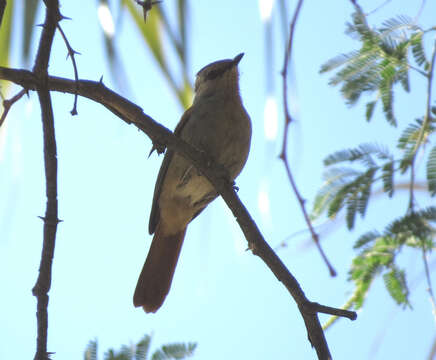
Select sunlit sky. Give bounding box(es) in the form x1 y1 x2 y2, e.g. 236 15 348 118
1 1 436 359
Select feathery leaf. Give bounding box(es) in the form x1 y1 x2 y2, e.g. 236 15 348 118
427 145 436 196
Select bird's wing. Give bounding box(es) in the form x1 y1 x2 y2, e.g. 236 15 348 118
148 106 194 234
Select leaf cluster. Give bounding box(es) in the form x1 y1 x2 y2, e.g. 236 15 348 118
313 112 436 229
315 8 436 310
320 9 433 126
84 334 197 360
350 207 436 308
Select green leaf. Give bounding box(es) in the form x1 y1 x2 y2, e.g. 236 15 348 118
354 230 381 249
381 161 394 197
379 76 396 126
320 51 359 74
398 121 420 150
383 267 410 307
357 168 375 217
136 335 152 360
311 167 361 219
427 145 436 196
84 339 98 360
324 143 391 166
397 63 410 92
104 344 133 360
151 343 197 360
380 15 416 35
346 194 358 229
397 118 435 162
411 32 430 70
386 209 436 242
365 100 377 121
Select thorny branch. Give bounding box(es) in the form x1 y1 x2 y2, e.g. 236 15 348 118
56 23 80 115
30 1 61 359
0 89 27 127
0 67 357 360
279 0 336 279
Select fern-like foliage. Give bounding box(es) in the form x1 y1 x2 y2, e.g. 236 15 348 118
316 6 436 327
348 207 436 308
313 142 396 229
314 113 436 228
151 343 197 360
84 334 196 360
383 267 409 306
427 145 436 195
320 9 430 126
85 340 98 360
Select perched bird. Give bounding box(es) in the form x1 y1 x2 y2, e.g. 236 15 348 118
133 53 252 313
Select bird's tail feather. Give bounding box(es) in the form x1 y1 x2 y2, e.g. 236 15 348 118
133 223 186 313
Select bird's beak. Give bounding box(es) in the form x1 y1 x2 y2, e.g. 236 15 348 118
233 53 244 66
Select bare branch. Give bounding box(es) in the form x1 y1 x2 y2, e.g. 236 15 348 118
56 23 80 115
280 0 336 278
0 88 27 127
30 1 62 359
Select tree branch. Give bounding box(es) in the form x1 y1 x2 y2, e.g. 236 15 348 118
30 1 62 359
0 88 27 127
280 0 336 278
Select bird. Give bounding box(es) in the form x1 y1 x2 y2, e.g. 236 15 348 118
133 53 252 313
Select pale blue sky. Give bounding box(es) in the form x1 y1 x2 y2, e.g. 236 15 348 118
1 1 436 359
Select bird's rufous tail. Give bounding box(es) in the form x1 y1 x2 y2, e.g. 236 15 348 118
133 223 186 313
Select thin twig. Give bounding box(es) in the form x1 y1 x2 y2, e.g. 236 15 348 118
366 0 392 16
422 241 436 322
414 37 436 319
30 1 61 360
56 23 79 115
408 157 416 212
414 0 427 23
427 336 436 360
0 68 358 360
414 40 436 153
0 89 27 127
280 0 336 277
408 64 429 78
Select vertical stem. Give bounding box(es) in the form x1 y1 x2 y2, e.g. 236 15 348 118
31 1 60 359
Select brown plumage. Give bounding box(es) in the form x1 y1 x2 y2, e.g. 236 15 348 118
133 53 251 313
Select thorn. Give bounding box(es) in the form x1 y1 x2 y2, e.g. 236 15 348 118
99 75 104 84
148 146 156 158
135 0 162 23
60 15 72 21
